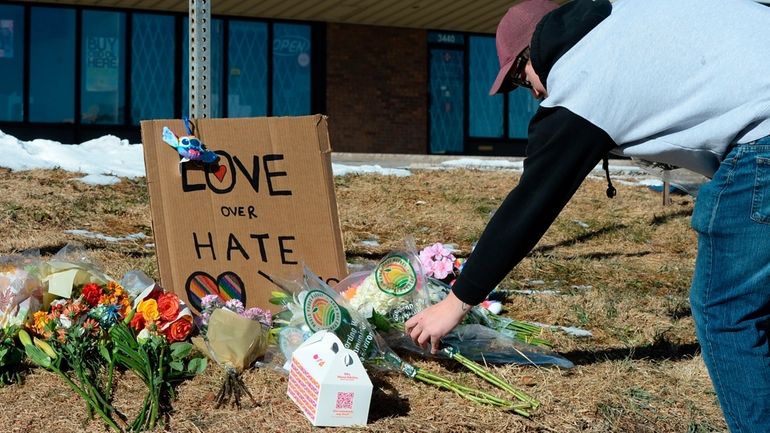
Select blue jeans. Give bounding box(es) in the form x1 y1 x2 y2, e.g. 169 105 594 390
690 136 770 432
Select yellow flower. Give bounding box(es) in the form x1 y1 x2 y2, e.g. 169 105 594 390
138 299 160 322
100 281 127 305
31 311 49 335
107 281 124 295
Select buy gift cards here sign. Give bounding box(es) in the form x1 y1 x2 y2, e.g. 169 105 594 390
141 115 347 312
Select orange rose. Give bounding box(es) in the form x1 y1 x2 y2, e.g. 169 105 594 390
165 317 192 342
157 292 180 322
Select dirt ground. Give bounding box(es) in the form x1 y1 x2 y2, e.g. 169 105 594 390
0 167 725 432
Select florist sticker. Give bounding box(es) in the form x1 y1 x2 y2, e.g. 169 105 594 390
374 255 417 296
303 290 342 332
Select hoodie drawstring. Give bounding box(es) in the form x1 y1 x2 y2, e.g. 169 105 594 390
603 155 617 198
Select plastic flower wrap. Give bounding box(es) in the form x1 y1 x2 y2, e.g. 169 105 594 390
337 261 570 367
0 262 43 329
270 267 537 414
417 241 552 348
109 279 207 432
0 258 44 386
192 295 272 408
342 248 431 324
426 278 553 349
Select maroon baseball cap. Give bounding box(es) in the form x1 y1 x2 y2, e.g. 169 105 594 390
489 0 559 95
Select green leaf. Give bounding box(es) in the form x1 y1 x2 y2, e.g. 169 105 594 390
170 342 193 360
273 310 293 323
98 344 111 363
370 311 395 332
169 360 184 371
187 357 207 375
24 344 51 369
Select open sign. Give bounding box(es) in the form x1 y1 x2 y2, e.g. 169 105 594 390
273 35 310 55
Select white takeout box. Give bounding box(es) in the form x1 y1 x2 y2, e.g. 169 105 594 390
287 330 373 426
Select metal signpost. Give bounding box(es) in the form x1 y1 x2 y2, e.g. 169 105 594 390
189 0 211 119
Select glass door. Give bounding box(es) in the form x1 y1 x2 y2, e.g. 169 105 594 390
429 48 464 153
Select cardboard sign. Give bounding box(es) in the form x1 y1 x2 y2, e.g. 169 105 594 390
288 331 372 426
141 116 347 312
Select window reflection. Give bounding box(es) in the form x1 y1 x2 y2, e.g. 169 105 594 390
30 7 76 123
469 36 504 138
131 14 175 124
81 10 126 124
0 5 24 122
508 88 539 139
228 21 268 117
272 23 311 116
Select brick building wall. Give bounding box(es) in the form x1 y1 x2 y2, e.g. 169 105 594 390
326 23 428 154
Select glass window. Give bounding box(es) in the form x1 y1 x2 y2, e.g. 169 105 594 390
30 7 76 123
228 21 267 117
508 88 540 139
469 36 503 138
429 48 465 153
81 10 126 124
0 5 24 121
131 14 175 124
272 23 311 116
182 19 223 117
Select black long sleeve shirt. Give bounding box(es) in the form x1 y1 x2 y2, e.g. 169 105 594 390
451 106 616 305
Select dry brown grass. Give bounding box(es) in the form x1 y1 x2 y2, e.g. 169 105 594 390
0 166 726 432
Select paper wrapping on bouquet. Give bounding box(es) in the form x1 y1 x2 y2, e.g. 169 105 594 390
141 116 348 313
192 308 268 371
287 330 372 427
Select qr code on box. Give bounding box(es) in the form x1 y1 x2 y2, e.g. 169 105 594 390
335 391 354 410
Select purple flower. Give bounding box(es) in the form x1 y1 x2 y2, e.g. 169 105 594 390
201 294 222 310
224 299 245 314
242 307 272 327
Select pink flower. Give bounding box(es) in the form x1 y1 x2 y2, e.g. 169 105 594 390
432 258 454 280
427 243 451 259
419 252 436 276
419 242 458 279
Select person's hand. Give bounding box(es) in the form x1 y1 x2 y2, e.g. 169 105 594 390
404 291 470 354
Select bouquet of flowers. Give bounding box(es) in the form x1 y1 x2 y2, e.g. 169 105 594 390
192 296 272 408
418 242 550 347
270 268 537 415
23 271 131 432
110 282 207 432
0 260 43 385
339 249 570 367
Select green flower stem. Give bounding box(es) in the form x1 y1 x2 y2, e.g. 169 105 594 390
51 366 122 433
148 345 164 430
413 368 533 416
443 348 539 409
131 393 150 432
106 353 116 399
487 316 551 348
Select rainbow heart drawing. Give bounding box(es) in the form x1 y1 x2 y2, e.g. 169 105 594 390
184 271 246 313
